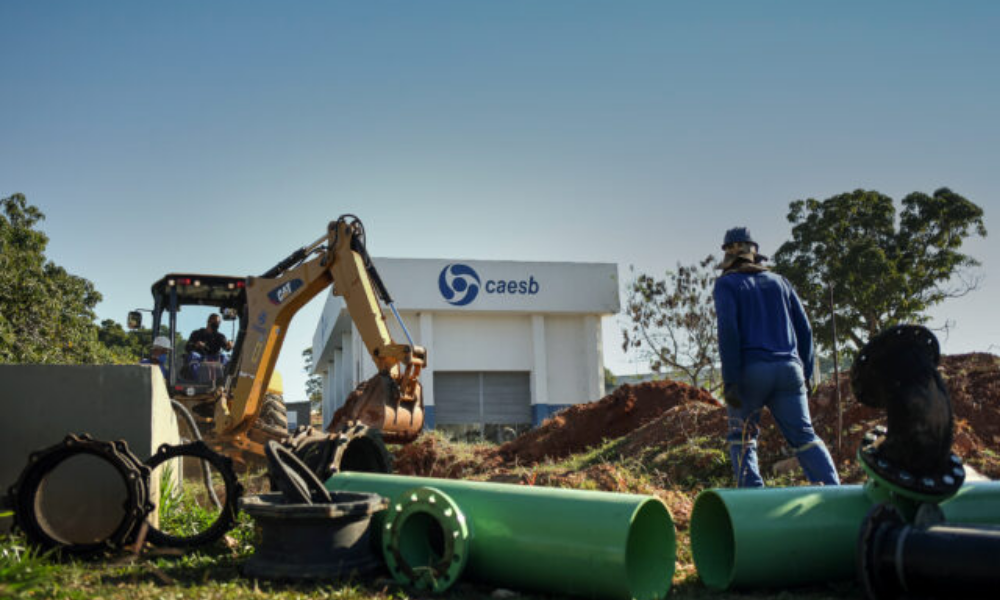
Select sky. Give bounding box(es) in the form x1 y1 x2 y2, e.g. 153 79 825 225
2 1 998 402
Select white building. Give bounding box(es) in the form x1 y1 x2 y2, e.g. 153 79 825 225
311 258 619 436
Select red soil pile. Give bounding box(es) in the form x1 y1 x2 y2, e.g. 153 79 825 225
392 353 1000 483
497 380 719 464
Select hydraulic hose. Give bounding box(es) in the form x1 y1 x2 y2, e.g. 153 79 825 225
327 472 676 600
170 400 222 509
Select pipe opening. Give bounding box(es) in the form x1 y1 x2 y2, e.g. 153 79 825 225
689 491 735 591
37 453 129 545
397 510 448 569
625 499 676 600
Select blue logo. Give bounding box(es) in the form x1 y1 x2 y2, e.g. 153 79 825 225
439 264 481 306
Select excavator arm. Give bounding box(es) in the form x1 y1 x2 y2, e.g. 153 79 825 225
213 216 425 456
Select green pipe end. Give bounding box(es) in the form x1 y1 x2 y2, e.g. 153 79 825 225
689 491 733 591
626 498 676 600
381 487 470 593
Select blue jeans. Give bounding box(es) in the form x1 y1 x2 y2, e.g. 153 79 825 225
726 360 840 487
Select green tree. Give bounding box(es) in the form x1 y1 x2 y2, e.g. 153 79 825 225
0 193 129 364
302 347 323 412
621 256 720 390
97 319 156 362
773 188 986 351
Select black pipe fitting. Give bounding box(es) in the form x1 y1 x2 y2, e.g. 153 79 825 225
858 503 1000 599
852 325 957 490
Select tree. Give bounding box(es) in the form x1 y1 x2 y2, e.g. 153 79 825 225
773 188 986 351
97 320 180 362
97 319 147 361
621 256 720 389
0 194 130 364
302 347 323 411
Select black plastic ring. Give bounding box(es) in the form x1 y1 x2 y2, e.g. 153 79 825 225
143 441 243 549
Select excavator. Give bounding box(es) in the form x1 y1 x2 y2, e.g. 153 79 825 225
128 215 425 464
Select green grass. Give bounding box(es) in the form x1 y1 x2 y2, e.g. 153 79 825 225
0 535 57 598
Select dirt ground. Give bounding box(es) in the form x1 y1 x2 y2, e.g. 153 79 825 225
394 352 1000 485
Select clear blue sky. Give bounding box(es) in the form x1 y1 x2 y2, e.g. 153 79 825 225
3 1 997 401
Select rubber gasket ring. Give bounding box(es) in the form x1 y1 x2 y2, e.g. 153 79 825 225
8 434 152 556
265 440 332 504
143 440 244 549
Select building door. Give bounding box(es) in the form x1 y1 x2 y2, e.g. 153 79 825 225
434 371 531 440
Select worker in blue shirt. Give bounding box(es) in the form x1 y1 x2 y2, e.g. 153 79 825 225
141 335 171 381
713 227 839 487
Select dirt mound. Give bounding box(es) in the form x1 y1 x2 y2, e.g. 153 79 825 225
497 380 719 464
392 353 999 486
393 434 501 479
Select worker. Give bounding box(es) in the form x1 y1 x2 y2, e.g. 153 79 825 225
713 226 839 487
184 313 233 381
186 313 233 359
141 335 172 379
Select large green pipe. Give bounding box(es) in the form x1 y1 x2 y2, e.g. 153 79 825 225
327 472 676 600
690 482 1000 590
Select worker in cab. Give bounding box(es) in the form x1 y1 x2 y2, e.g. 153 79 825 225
713 227 839 487
184 313 233 381
141 335 172 380
186 313 233 359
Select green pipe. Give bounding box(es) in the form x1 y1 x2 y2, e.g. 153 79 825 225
327 472 676 600
690 482 1000 591
381 487 471 593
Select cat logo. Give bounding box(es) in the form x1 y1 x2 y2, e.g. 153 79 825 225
267 278 304 305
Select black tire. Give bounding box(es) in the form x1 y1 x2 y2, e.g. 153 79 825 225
259 393 287 427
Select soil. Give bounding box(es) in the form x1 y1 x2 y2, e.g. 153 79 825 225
392 352 1000 486
497 380 720 464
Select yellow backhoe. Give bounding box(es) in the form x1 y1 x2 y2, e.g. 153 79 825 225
128 215 425 463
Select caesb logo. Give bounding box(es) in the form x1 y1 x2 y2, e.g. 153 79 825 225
439 263 481 306
438 263 541 306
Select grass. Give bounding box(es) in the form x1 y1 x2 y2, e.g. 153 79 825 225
0 442 864 600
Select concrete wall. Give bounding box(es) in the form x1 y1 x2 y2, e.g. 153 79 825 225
0 365 180 536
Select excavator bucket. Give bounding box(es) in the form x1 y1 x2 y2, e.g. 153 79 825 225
328 374 424 443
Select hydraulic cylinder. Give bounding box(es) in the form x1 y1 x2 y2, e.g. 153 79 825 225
327 472 676 600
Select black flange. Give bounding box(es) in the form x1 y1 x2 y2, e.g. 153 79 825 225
265 440 332 504
282 424 392 483
859 427 965 501
8 434 153 556
143 441 243 549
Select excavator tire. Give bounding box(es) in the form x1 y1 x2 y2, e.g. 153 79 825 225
253 393 289 439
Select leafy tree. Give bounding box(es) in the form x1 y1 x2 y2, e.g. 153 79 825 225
97 319 180 362
97 319 147 361
774 188 986 350
621 256 720 390
0 193 130 364
302 347 323 411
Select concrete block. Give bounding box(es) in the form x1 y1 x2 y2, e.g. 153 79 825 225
0 365 181 537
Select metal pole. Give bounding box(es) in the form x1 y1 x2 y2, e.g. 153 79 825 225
829 283 842 456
